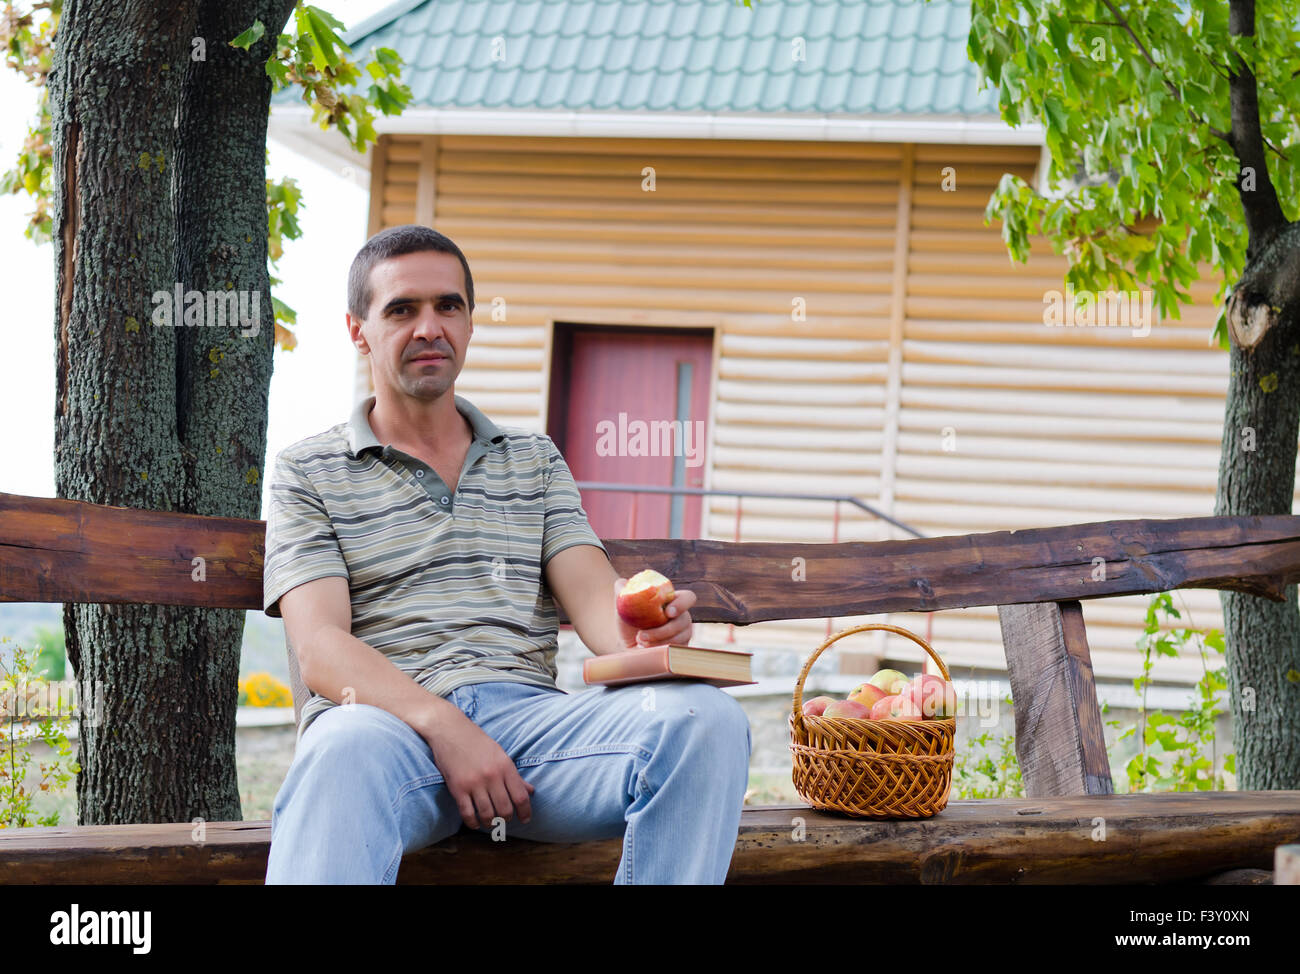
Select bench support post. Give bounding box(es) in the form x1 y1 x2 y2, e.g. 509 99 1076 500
998 600 1114 797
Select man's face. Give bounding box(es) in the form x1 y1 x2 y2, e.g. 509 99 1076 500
347 250 473 403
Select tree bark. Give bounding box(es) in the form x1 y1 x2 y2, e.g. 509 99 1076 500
48 0 293 824
1216 222 1300 790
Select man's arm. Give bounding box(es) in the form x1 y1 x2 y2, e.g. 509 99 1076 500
543 544 697 655
281 576 462 737
280 575 534 828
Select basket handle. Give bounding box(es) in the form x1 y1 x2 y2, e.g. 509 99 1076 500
791 622 951 734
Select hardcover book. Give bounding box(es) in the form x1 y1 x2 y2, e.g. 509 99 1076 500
583 643 756 688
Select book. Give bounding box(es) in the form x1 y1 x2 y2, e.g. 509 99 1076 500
583 643 755 688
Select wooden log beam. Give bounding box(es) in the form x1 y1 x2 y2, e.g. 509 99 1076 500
1 793 1298 885
5 492 1300 622
999 600 1114 797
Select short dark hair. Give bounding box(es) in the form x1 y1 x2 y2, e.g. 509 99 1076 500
347 224 475 321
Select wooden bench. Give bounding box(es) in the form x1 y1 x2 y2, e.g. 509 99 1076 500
2 490 1299 883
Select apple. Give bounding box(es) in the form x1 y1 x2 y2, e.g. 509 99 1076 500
906 673 958 718
869 694 896 721
801 695 835 717
890 695 925 722
822 699 872 720
870 693 924 721
848 682 888 710
616 569 676 629
867 668 910 695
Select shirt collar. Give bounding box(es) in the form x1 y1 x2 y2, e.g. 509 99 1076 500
347 394 505 458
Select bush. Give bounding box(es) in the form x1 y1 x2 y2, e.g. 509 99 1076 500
0 636 79 828
238 671 292 708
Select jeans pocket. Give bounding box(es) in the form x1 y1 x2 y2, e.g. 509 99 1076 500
449 684 478 720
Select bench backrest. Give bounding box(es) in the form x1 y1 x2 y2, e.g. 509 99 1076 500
5 491 1300 798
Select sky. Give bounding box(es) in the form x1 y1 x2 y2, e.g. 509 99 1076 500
0 0 394 515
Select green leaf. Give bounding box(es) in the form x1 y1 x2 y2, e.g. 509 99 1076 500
1043 94 1068 135
296 4 349 72
230 20 265 50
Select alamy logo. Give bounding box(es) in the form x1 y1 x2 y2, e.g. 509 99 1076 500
594 412 705 468
151 283 261 337
49 904 151 954
1042 285 1154 337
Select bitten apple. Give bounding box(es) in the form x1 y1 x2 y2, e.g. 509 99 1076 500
822 699 872 720
616 569 676 629
867 668 910 695
801 695 835 717
906 673 957 718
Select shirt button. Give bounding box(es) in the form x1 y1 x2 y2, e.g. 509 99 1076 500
415 470 424 478
440 496 450 505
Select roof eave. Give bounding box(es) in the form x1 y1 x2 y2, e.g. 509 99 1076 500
269 104 1046 176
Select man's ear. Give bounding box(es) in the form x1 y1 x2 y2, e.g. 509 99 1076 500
346 312 370 355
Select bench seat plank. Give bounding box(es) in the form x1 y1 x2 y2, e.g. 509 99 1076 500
2 793 1297 885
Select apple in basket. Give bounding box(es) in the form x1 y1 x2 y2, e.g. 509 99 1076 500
822 699 872 720
869 694 924 722
801 695 835 717
907 673 958 718
847 682 889 710
867 668 910 695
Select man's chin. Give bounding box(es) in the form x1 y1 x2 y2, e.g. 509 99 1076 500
396 376 453 400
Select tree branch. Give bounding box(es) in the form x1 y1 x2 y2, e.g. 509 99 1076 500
1100 2 1231 142
1227 0 1288 259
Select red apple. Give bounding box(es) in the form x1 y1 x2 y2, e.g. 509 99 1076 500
801 695 835 717
870 693 924 721
822 699 872 720
869 694 900 721
616 569 676 629
907 673 958 718
848 682 889 710
890 695 925 722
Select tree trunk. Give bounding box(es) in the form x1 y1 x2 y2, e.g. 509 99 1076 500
48 0 292 825
1216 220 1300 790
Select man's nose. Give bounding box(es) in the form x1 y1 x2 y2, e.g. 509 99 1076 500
410 305 446 343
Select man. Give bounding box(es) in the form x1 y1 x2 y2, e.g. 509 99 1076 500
262 224 752 884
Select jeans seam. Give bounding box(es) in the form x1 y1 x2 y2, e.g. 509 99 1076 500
383 839 404 885
393 772 445 806
513 742 653 768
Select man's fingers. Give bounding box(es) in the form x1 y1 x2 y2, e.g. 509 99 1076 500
487 779 515 823
637 610 693 645
471 788 494 829
455 790 479 830
665 589 697 616
506 774 533 825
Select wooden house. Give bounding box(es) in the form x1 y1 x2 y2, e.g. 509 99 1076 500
270 0 1247 689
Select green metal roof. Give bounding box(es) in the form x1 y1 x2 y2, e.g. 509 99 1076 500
298 0 997 116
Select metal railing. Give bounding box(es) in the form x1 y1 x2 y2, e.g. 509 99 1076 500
574 480 936 654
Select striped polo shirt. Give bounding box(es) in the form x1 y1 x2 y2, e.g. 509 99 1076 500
262 393 609 739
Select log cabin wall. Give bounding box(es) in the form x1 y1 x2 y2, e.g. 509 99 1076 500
360 131 1240 685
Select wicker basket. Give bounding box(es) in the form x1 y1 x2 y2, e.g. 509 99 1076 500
789 623 955 818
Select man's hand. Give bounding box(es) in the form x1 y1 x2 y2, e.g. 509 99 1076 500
418 710 535 830
614 576 697 650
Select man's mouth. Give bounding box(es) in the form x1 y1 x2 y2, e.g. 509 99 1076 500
411 353 447 362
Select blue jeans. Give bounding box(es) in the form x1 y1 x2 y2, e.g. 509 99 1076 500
264 679 753 884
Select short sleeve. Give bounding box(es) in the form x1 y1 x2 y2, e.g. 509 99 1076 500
540 437 608 567
262 452 350 618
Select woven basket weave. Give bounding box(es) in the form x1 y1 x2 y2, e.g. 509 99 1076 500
789 623 955 818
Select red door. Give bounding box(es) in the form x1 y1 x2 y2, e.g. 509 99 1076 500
558 329 712 539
